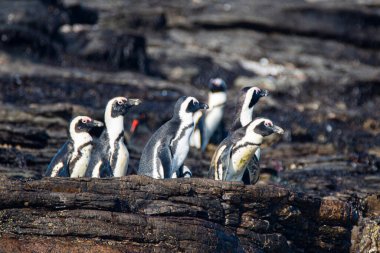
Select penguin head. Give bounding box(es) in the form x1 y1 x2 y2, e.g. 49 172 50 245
237 87 269 127
208 78 227 93
174 96 209 121
106 97 142 118
69 116 104 141
241 86 269 109
248 118 284 137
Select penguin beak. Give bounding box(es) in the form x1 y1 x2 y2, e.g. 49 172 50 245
260 89 269 97
199 102 209 110
272 125 284 135
121 98 142 114
127 98 142 106
88 120 104 128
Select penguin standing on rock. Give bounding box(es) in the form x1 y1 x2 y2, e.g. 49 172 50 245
85 97 142 178
190 78 227 151
138 96 208 179
209 118 284 182
45 116 104 178
230 86 269 184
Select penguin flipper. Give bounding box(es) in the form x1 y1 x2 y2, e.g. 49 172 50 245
159 145 173 179
242 155 261 185
220 145 233 181
209 143 232 180
198 116 208 152
45 141 72 177
57 163 70 177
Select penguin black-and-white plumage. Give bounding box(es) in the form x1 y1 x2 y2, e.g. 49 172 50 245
45 116 104 177
138 96 208 179
230 86 268 184
209 118 284 182
190 78 227 151
230 87 268 132
85 97 141 178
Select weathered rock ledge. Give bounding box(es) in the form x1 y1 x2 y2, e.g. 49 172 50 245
0 176 357 253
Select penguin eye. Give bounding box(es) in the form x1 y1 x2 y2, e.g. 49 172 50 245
264 121 272 127
117 100 123 105
253 88 261 94
82 119 88 124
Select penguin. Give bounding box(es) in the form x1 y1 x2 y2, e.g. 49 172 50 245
190 78 227 151
209 118 284 182
85 97 142 178
230 86 269 184
230 86 269 132
45 116 104 178
138 96 208 179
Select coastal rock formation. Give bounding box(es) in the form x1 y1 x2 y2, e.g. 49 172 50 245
0 176 357 252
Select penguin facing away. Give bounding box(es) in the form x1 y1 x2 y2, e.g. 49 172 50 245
209 118 284 182
190 78 227 151
45 116 104 178
138 96 208 179
85 97 142 178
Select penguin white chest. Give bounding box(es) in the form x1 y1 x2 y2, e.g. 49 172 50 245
205 107 223 136
226 145 258 181
171 126 193 173
112 139 129 177
70 145 92 178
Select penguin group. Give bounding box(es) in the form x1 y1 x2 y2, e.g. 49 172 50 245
46 79 284 184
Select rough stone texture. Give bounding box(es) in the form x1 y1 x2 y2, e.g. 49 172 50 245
0 176 357 252
351 217 380 253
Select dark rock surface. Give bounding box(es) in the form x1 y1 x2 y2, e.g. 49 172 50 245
0 176 357 253
0 0 379 252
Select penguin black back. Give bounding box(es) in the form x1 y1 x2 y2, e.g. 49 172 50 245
138 96 208 179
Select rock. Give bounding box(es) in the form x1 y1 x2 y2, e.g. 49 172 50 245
351 217 380 253
62 27 150 72
0 124 48 148
0 176 357 252
0 0 69 58
365 194 380 217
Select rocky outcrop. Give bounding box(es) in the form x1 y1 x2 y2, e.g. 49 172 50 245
0 176 357 252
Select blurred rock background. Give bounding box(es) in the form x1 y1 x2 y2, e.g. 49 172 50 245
0 0 379 252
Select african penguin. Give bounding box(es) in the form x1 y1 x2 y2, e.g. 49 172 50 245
138 96 208 179
45 116 104 178
230 86 268 184
190 78 227 151
209 118 284 182
85 97 141 178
